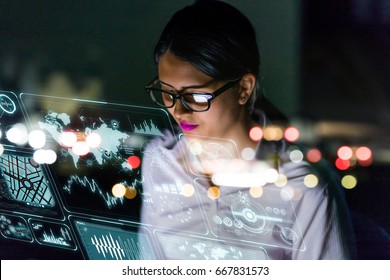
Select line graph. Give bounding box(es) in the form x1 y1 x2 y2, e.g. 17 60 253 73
63 175 124 209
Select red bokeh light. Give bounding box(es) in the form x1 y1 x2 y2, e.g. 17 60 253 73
306 149 322 163
127 155 141 169
284 126 300 142
356 146 372 161
249 126 263 142
335 158 350 170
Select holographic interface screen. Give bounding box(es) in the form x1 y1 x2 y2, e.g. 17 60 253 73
0 91 173 259
0 90 305 260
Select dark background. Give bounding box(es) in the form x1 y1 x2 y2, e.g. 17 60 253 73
1 0 389 259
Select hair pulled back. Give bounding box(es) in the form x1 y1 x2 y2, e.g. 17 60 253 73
154 0 259 81
154 0 288 124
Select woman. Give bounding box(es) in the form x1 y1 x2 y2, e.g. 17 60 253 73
140 0 356 260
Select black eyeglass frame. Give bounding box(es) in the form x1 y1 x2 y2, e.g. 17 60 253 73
145 77 242 112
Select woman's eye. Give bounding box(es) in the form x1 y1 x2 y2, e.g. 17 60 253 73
193 95 209 103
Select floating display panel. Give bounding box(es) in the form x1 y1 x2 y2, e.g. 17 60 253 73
155 230 268 260
0 213 33 242
72 218 156 260
19 93 174 221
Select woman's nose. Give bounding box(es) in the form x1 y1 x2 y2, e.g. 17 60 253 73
173 99 192 118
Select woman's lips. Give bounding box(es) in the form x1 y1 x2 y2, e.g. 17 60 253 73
180 122 199 131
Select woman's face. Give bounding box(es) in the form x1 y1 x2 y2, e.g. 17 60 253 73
158 51 248 140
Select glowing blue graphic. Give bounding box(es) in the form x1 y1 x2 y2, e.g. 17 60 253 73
63 175 124 208
0 94 16 114
74 220 156 260
38 111 131 169
0 154 55 207
133 120 164 136
41 229 72 246
0 214 33 242
30 220 76 250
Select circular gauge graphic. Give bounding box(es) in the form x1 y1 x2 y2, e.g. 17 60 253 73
231 196 270 234
0 94 16 114
203 142 235 161
280 227 299 245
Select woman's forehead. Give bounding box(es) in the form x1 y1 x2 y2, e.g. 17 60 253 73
158 52 216 89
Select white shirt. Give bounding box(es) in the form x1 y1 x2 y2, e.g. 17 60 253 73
139 128 356 260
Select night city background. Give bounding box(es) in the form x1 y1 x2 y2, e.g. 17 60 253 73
0 0 389 259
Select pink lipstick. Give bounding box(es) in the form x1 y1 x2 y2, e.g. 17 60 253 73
180 122 199 131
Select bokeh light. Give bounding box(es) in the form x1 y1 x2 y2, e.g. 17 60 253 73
181 183 195 197
341 175 357 189
45 149 57 164
112 183 126 198
86 132 102 148
263 125 284 141
306 148 322 163
289 149 304 163
265 168 279 183
189 141 203 155
337 146 353 160
304 174 319 188
274 174 288 187
33 149 57 164
358 157 373 167
292 188 303 201
356 146 372 161
284 126 300 142
249 126 263 141
60 131 77 147
28 130 46 149
6 123 28 145
280 186 294 201
33 149 46 164
72 141 90 156
127 155 141 169
241 147 255 161
207 186 220 200
0 144 4 156
249 186 263 198
335 158 350 170
212 172 266 188
124 187 137 199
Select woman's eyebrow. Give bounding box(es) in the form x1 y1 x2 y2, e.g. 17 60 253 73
159 79 215 91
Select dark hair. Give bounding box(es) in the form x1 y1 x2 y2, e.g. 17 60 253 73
154 0 259 81
154 0 289 124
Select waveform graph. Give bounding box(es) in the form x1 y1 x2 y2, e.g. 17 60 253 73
0 154 56 207
73 219 156 260
62 175 125 209
132 119 164 136
0 213 33 242
29 219 77 250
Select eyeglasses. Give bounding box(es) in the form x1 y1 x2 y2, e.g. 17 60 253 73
145 77 241 112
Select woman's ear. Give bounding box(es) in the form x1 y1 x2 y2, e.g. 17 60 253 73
238 73 256 105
